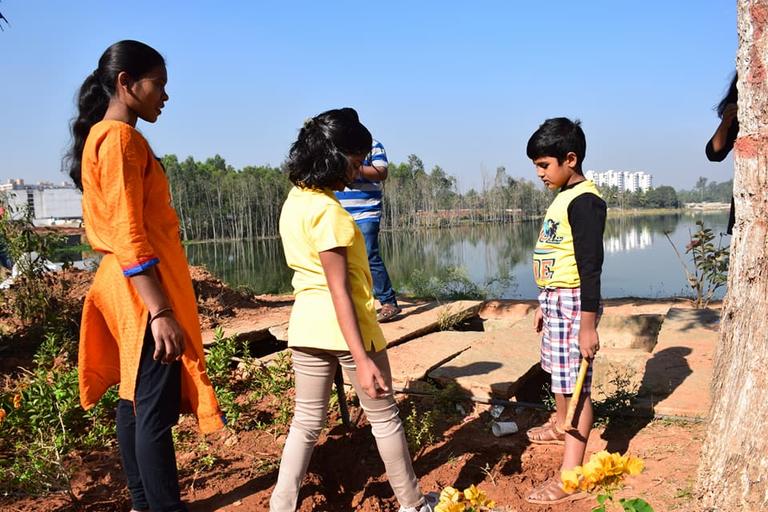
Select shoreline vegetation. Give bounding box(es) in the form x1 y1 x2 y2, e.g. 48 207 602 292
159 153 733 243
134 206 729 248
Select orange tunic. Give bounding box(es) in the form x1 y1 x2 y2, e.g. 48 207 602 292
78 120 224 433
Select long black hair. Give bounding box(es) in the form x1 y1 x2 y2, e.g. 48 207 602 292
716 73 738 119
286 108 372 189
64 40 165 190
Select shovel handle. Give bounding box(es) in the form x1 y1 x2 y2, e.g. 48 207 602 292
564 358 590 430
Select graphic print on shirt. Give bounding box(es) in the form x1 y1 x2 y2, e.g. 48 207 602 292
539 219 563 244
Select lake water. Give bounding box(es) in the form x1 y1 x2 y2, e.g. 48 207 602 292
185 212 731 300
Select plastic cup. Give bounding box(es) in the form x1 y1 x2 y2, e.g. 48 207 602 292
491 421 519 437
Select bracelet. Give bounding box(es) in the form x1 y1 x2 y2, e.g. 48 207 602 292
149 307 173 324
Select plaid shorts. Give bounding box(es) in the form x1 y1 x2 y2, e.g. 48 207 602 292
538 287 592 395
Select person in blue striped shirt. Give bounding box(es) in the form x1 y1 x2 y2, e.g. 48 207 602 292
336 139 401 322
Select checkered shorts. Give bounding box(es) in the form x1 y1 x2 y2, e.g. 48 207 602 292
538 287 592 395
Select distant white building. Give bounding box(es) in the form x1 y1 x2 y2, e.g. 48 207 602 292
0 179 82 225
585 170 653 193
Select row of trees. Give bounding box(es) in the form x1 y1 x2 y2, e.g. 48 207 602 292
596 184 681 209
677 177 733 204
163 155 291 241
162 153 553 241
164 152 724 242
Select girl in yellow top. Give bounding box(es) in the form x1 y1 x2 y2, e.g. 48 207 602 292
64 40 223 512
271 109 434 512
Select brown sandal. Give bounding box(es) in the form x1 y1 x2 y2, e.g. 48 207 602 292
377 303 402 323
526 478 587 505
526 421 565 445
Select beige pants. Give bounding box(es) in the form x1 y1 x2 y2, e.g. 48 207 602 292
269 347 423 511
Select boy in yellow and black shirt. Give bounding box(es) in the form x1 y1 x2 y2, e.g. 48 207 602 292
524 118 607 506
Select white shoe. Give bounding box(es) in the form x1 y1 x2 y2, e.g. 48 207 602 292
398 492 439 512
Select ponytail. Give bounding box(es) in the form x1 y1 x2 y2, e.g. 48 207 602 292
63 40 165 190
65 72 109 189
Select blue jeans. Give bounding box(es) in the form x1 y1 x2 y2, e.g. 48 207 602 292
357 221 397 306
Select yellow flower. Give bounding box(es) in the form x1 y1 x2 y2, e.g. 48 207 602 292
581 459 605 490
603 452 626 477
463 484 494 507
463 484 480 504
0 408 5 423
434 502 465 512
439 486 462 504
561 467 582 494
624 455 645 476
12 394 21 409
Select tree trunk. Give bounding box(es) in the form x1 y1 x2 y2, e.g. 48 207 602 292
696 1 768 510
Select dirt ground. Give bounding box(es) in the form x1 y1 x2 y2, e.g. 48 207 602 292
1 267 708 511
1 397 704 512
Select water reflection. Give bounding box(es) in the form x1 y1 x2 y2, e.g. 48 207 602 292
184 212 730 300
603 214 680 254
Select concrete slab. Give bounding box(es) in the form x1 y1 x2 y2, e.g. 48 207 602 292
598 314 664 352
265 300 483 348
635 307 719 418
592 348 651 401
201 310 291 346
386 331 482 386
479 300 537 322
428 315 541 399
380 300 483 346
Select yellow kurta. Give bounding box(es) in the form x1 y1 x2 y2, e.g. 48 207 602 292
78 120 224 433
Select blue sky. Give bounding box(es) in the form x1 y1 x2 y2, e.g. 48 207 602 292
0 1 737 191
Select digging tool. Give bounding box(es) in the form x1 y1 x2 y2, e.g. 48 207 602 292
334 366 351 428
564 358 590 431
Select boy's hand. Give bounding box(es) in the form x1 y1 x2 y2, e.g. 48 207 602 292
533 307 543 333
579 325 599 359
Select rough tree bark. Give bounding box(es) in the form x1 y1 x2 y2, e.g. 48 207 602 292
696 1 768 510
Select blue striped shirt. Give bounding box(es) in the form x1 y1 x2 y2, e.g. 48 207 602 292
336 139 387 223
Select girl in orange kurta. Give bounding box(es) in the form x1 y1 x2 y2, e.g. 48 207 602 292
65 41 223 512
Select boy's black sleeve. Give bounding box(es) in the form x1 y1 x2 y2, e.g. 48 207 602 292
568 193 607 312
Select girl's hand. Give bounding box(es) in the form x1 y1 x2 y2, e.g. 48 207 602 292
356 356 390 399
150 313 186 364
579 326 599 360
533 307 544 333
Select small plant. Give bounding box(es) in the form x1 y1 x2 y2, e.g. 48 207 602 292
437 305 477 331
205 327 242 425
560 451 652 512
432 381 468 415
401 267 485 301
664 220 729 308
541 383 556 412
593 371 640 427
245 351 295 428
0 332 117 494
434 484 496 511
403 401 437 456
0 201 66 326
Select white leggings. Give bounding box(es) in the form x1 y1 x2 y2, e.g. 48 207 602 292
269 347 424 511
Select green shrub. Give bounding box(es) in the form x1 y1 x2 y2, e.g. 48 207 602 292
0 332 117 495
